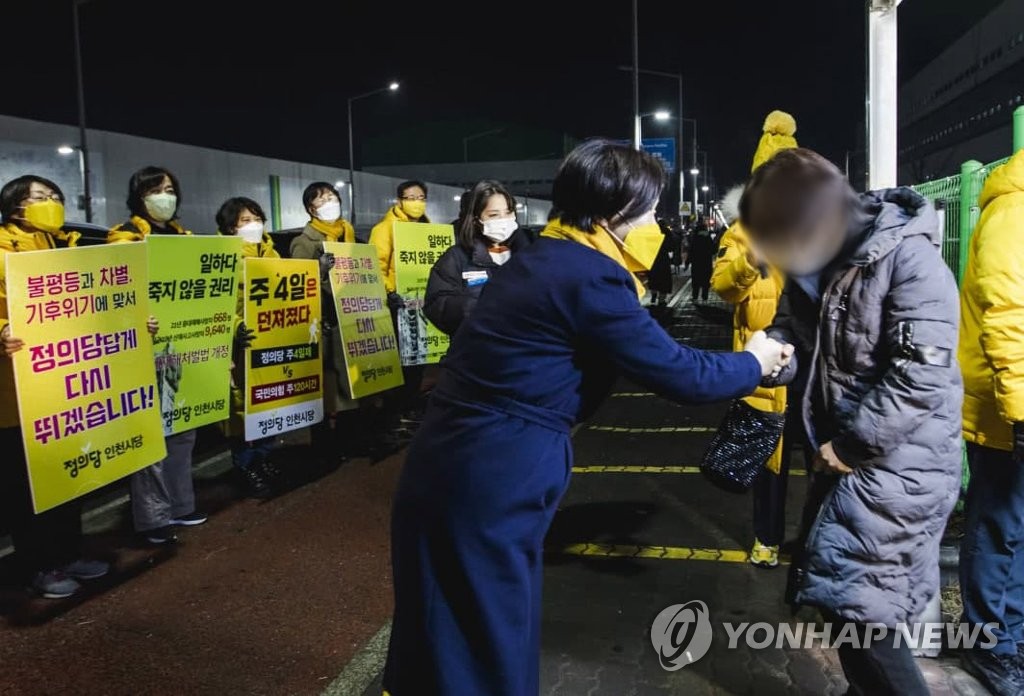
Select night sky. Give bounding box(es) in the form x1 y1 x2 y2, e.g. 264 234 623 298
9 0 1005 192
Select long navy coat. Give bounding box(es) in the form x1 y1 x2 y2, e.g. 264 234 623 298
384 237 763 695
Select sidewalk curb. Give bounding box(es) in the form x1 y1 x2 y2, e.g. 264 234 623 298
321 620 391 696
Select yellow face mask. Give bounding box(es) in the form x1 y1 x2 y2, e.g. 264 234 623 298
400 199 427 220
618 222 665 272
22 199 65 234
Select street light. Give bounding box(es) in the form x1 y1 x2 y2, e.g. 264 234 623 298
347 81 401 226
57 145 75 156
334 180 346 189
653 110 671 121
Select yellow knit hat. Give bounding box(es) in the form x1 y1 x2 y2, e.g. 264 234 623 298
751 110 798 172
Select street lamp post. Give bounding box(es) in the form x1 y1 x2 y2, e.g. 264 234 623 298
347 81 399 227
631 0 641 150
72 0 92 222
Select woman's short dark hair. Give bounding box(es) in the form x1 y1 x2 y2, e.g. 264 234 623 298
127 166 181 218
552 139 666 232
456 180 516 249
302 181 341 216
739 148 850 244
397 180 428 199
216 197 267 234
0 175 65 223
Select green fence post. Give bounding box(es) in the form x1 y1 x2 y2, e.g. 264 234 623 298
268 174 282 232
1015 105 1024 153
958 160 983 284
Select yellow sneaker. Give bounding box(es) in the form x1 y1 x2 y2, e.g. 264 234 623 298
749 539 779 568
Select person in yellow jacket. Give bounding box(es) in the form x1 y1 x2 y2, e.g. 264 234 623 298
369 180 430 294
711 110 797 569
957 148 1024 686
369 180 431 447
0 175 112 599
108 166 206 546
215 197 281 499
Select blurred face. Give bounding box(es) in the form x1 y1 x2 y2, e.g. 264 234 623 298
479 193 513 223
754 205 848 276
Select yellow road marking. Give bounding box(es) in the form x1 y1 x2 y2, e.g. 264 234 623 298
571 465 806 476
555 543 791 565
585 425 716 433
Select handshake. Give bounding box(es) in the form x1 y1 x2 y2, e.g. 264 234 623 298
743 330 795 380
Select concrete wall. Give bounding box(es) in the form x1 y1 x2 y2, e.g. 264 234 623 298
367 159 561 199
0 114 552 234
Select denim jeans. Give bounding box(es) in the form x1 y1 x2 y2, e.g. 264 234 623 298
960 442 1024 656
231 437 274 471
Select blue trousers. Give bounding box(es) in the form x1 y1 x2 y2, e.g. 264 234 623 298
384 395 571 695
230 436 274 470
960 442 1024 656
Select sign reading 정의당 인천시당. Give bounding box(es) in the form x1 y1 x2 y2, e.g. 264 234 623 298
391 222 454 366
242 257 324 441
323 241 403 399
6 244 167 513
146 236 241 436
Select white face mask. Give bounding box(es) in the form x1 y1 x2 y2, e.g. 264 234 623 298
481 217 517 243
144 192 177 223
315 200 342 223
489 249 512 265
237 221 264 243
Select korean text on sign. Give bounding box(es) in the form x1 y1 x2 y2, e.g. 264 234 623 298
323 241 403 399
6 243 166 512
146 236 241 435
391 222 455 366
243 257 324 440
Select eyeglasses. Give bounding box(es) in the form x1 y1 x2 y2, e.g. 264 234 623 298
400 195 427 202
25 192 63 203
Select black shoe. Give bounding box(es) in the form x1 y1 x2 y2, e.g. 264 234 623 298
144 526 178 546
170 511 208 527
961 648 1024 696
257 457 284 483
239 463 272 499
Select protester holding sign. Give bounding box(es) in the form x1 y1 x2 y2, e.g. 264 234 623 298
0 175 109 598
217 197 281 498
424 180 529 336
288 183 366 463
369 181 434 443
108 166 207 545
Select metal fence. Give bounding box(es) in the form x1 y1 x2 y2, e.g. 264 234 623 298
911 106 1023 284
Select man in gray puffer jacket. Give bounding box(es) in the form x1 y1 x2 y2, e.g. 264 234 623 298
741 149 962 696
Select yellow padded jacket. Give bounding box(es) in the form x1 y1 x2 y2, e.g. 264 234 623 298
0 223 80 428
368 205 417 294
959 149 1024 451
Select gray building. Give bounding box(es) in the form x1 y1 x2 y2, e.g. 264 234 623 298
0 114 551 235
368 159 561 200
898 0 1024 183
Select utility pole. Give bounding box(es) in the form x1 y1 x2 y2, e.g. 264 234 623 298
631 0 641 150
867 0 902 189
72 0 92 222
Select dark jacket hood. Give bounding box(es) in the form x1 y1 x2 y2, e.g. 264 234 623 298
850 187 939 266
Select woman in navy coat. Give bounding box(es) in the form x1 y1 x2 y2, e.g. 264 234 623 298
383 140 792 695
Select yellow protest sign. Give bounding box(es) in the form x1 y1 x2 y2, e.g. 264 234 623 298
323 242 403 398
392 222 454 365
147 236 241 435
243 257 324 440
6 244 166 513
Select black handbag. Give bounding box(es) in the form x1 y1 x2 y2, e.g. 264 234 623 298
700 400 785 493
